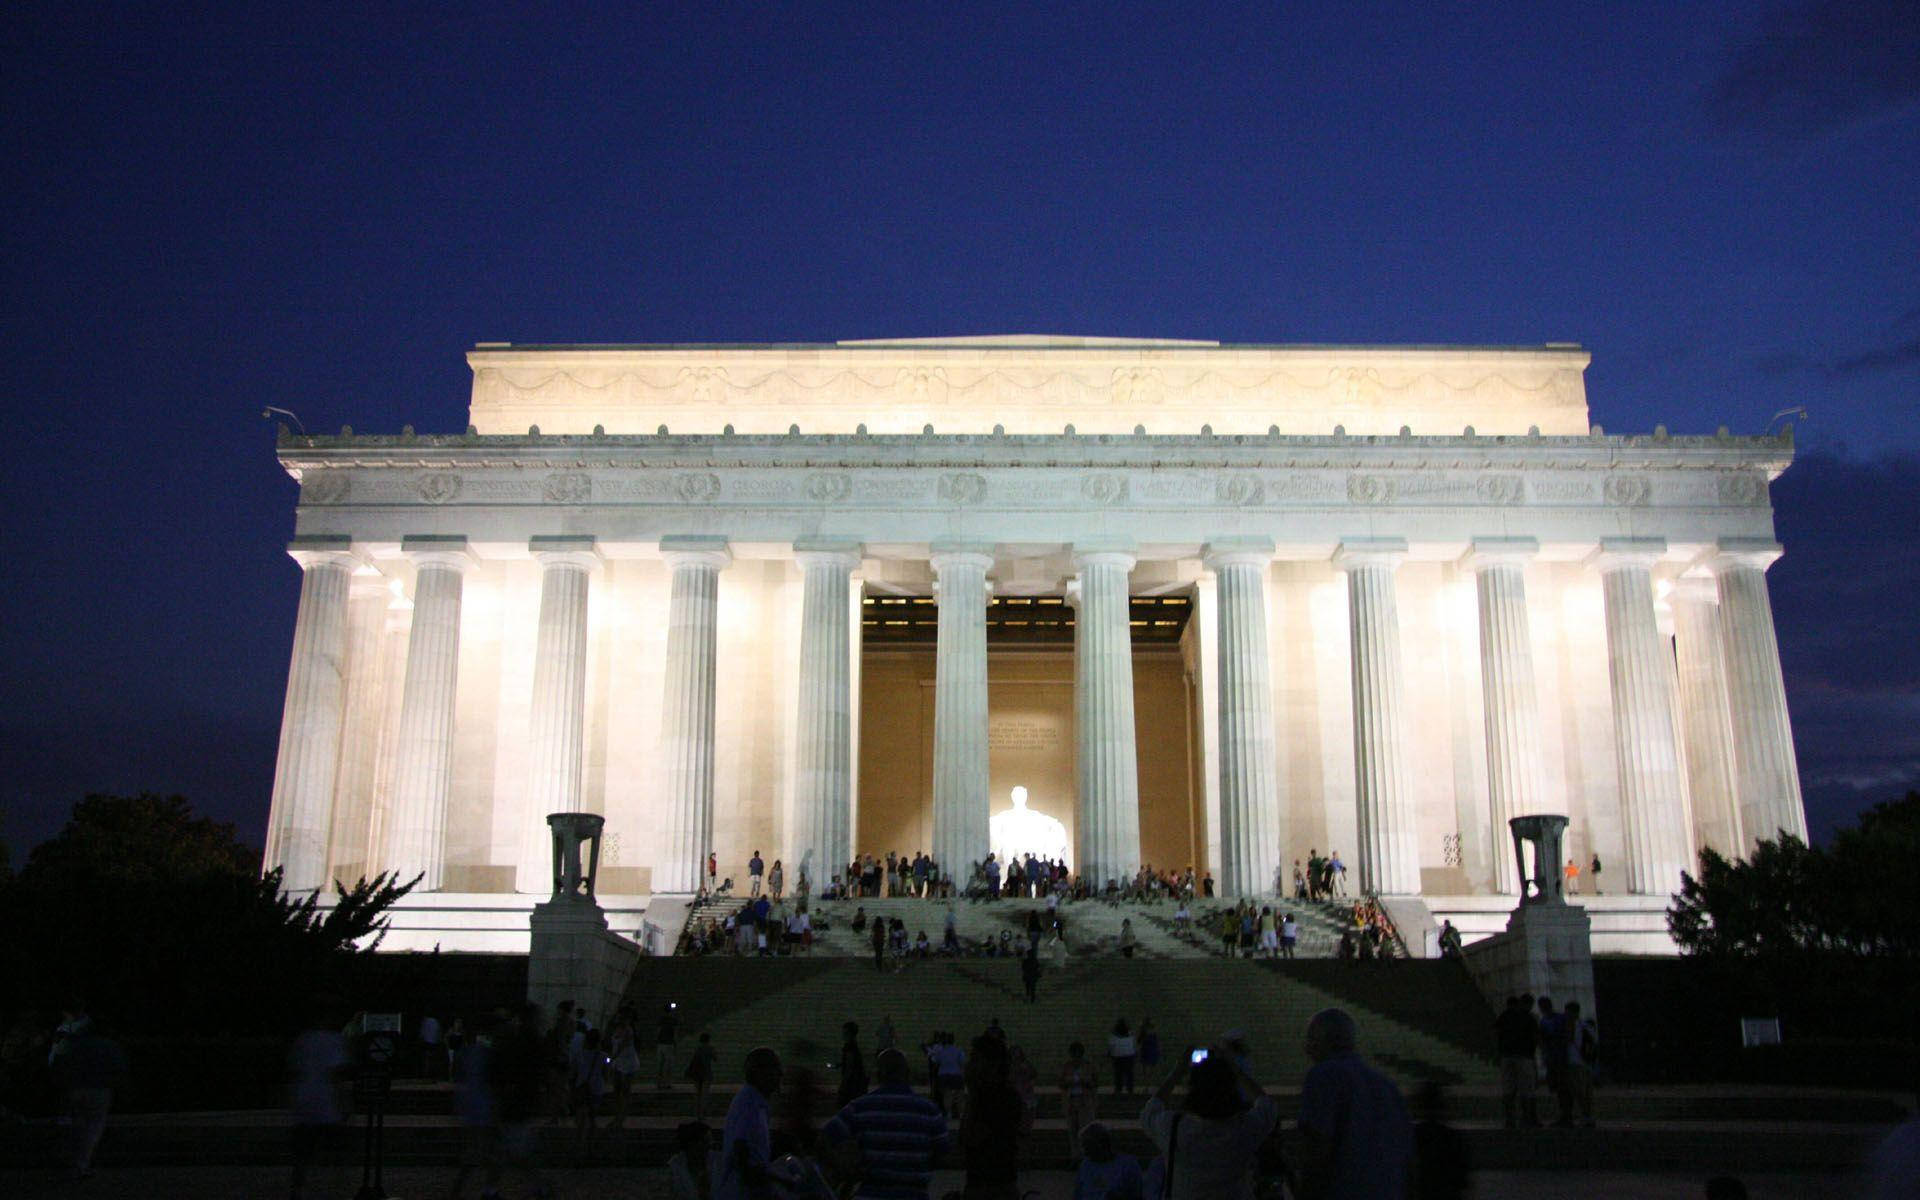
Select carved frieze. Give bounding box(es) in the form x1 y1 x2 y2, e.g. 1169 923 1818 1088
418 473 462 504
1603 475 1651 507
1347 474 1394 505
1082 473 1127 505
805 472 852 503
301 473 350 505
1716 472 1764 506
938 473 986 505
673 473 721 503
542 473 592 503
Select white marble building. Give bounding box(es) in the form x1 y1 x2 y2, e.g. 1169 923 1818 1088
264 336 1807 951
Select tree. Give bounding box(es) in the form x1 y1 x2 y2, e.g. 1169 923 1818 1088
1668 792 1920 963
0 793 416 1034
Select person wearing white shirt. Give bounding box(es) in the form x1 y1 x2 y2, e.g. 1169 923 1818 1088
1140 1045 1278 1200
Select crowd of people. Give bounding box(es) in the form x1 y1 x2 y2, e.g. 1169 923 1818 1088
654 1005 1451 1200
1493 992 1602 1130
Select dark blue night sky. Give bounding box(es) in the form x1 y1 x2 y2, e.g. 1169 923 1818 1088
2 2 1916 858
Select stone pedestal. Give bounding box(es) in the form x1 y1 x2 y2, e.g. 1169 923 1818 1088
1463 814 1596 1018
527 812 637 1026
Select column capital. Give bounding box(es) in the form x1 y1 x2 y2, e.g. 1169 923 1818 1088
1705 537 1783 574
348 567 391 601
1462 536 1539 571
929 545 995 574
288 535 358 572
1202 538 1274 572
1072 545 1137 572
1671 572 1720 605
529 535 602 572
658 535 731 571
402 534 478 573
1590 536 1666 573
1333 536 1408 572
792 540 864 572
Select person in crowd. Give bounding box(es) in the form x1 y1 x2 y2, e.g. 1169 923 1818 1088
1329 850 1347 896
1560 1001 1598 1127
475 1003 555 1200
1296 1008 1413 1200
933 1033 967 1119
571 1026 610 1150
1074 1120 1145 1200
418 1011 445 1080
838 1022 869 1107
822 1048 949 1200
657 1001 681 1091
748 849 766 897
447 1013 499 1200
707 851 719 891
1021 945 1042 1003
770 858 785 902
1140 1042 1278 1200
716 1046 781 1200
1280 913 1299 960
1009 1044 1039 1136
606 1006 641 1129
287 1006 348 1199
1119 917 1138 959
667 1120 719 1200
1591 853 1603 895
1258 907 1279 959
686 1032 717 1121
1108 1019 1138 1095
871 913 890 971
774 1039 825 1160
1137 1018 1160 1073
1536 996 1567 1108
961 1034 1023 1199
1437 919 1462 958
1493 994 1539 1129
1412 1081 1471 1200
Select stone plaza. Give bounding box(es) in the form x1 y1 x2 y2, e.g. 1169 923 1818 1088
261 336 1809 952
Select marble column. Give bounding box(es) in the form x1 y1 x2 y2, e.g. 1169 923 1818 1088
656 537 730 894
1336 538 1422 897
516 537 601 894
326 571 396 887
1466 538 1547 895
1593 539 1692 895
931 547 993 884
386 536 476 892
792 543 863 891
266 536 357 894
1203 541 1280 898
363 599 412 875
1710 539 1809 848
1073 548 1142 888
1671 575 1742 858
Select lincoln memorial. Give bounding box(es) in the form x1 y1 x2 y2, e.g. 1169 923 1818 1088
263 336 1807 951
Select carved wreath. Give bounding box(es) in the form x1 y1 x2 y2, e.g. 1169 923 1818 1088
938 473 986 505
674 472 721 503
418 473 462 504
1346 474 1393 505
1474 474 1524 505
1082 474 1126 505
542 473 592 504
1216 476 1264 506
805 472 852 503
1716 473 1763 506
1603 475 1651 507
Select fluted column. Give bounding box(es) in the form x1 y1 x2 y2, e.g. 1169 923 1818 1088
364 599 412 874
386 536 476 891
515 537 601 894
326 572 396 886
931 547 993 882
1203 541 1280 898
1710 539 1809 848
266 537 358 893
1073 548 1142 887
1336 538 1422 896
1594 539 1692 894
1466 538 1547 895
792 542 863 891
1671 575 1742 858
656 537 730 894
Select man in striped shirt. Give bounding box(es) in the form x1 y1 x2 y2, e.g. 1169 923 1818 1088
822 1048 951 1199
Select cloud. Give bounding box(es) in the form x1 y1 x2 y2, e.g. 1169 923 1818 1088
1707 0 1920 140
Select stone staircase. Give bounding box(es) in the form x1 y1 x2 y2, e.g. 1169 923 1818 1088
622 956 1494 1090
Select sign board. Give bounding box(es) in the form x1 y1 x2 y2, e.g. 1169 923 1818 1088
362 1012 404 1034
1739 1018 1782 1048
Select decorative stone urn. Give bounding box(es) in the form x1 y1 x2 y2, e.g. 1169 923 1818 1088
546 812 607 901
1508 813 1569 904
